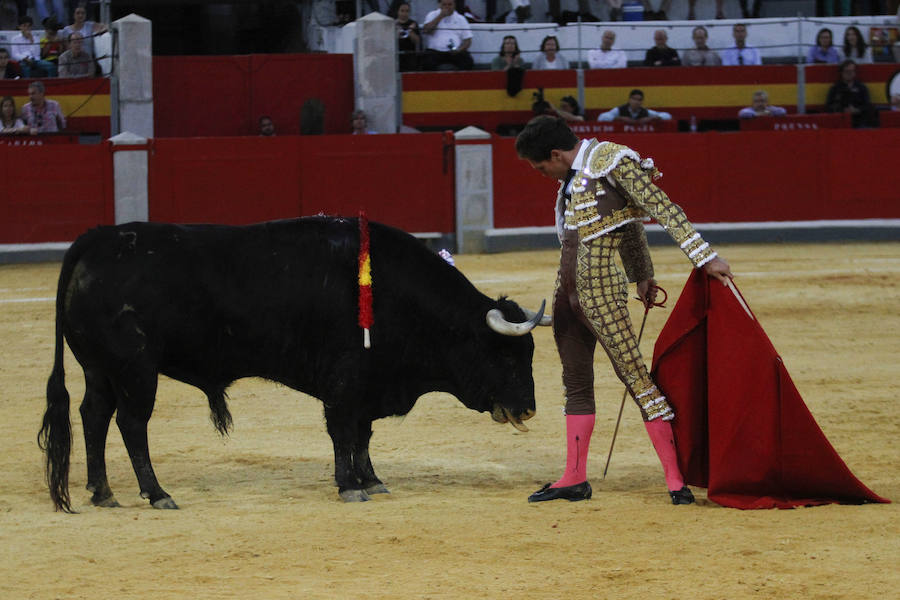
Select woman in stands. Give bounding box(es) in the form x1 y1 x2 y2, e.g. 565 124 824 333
393 2 421 72
491 35 526 71
840 26 872 64
0 96 28 135
532 36 570 70
62 2 109 60
807 28 840 64
554 95 584 122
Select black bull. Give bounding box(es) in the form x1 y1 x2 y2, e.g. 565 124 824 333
39 217 546 511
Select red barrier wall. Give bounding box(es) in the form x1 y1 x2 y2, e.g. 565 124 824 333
149 133 454 233
3 129 897 245
153 54 355 137
492 128 900 229
0 142 113 243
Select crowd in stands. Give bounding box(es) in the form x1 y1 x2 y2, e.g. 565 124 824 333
1 1 106 80
391 2 900 71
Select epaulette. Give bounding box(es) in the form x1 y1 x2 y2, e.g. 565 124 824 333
582 141 662 181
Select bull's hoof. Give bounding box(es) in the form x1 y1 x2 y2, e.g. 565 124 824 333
365 483 390 495
339 489 370 503
91 495 121 508
151 497 179 509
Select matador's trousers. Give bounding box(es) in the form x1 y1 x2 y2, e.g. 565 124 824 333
554 228 673 421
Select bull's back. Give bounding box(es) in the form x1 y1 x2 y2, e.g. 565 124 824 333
61 219 362 384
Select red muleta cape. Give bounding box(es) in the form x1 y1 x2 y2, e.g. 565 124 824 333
651 269 889 509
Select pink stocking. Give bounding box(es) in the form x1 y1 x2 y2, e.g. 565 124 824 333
552 413 595 488
644 419 685 491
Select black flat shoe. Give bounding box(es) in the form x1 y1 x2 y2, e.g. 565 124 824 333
528 481 592 503
669 486 695 505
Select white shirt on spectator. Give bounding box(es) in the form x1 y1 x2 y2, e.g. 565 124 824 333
10 32 40 62
721 46 762 66
532 52 571 70
597 107 672 121
587 48 627 69
423 9 472 52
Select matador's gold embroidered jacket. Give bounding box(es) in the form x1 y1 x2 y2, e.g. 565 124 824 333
557 139 718 276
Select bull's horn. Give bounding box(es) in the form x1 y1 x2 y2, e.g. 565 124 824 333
522 306 552 326
486 299 546 337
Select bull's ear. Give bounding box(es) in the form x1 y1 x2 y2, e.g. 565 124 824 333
486 299 546 336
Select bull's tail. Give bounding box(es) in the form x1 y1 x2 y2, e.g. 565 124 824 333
38 233 95 513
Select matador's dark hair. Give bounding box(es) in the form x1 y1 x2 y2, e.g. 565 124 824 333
515 116 578 162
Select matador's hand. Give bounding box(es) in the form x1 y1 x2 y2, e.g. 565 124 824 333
704 257 733 285
636 279 658 309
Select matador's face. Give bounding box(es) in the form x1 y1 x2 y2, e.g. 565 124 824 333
526 151 570 181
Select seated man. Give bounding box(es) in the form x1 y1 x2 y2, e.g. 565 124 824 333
722 23 762 66
58 33 97 78
597 89 672 123
421 0 474 71
21 81 66 134
258 115 275 136
738 90 786 118
11 15 57 78
644 29 681 67
587 30 627 69
0 48 24 79
683 26 721 66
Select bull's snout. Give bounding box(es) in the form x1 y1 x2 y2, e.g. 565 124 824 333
491 404 535 432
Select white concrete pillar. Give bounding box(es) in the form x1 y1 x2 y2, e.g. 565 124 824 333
113 14 153 139
110 132 149 224
454 126 493 254
354 12 398 134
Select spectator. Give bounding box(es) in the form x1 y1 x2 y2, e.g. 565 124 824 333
641 0 671 20
421 0 474 71
351 109 376 134
0 48 23 79
259 115 275 136
35 0 67 24
737 90 787 118
11 16 57 77
491 35 526 71
840 26 872 64
393 2 421 72
40 17 66 72
587 30 626 70
807 28 840 64
58 32 96 78
552 95 585 122
738 0 764 18
826 59 876 128
687 0 724 19
721 23 762 66
683 26 722 66
0 95 28 134
605 0 623 21
532 36 570 70
21 81 67 134
644 29 681 67
62 2 108 61
597 88 672 123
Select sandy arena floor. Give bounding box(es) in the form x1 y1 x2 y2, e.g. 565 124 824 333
1 242 898 599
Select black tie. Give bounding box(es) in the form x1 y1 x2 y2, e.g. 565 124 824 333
738 52 744 65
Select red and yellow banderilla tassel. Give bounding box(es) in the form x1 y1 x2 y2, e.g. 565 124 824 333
358 211 373 348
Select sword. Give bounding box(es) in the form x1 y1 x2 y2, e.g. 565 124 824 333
602 284 667 479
